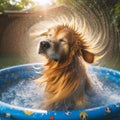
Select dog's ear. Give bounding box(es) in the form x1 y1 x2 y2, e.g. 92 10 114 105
81 49 94 63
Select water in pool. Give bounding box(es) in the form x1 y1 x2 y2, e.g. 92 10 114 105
0 72 120 110
0 78 44 109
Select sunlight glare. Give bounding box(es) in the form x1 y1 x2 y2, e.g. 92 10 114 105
34 0 55 6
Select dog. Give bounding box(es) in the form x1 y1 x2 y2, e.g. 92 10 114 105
36 24 95 110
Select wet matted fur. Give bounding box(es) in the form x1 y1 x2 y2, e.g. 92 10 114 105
36 25 95 110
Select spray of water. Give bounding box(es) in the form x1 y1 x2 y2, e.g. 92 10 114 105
29 1 120 69
0 69 120 109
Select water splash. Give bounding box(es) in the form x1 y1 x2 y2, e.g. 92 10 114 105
0 78 44 109
0 72 120 109
29 0 120 69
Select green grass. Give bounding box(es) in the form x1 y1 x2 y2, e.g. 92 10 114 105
0 55 27 69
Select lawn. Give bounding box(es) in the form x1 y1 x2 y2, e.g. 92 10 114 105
0 55 27 69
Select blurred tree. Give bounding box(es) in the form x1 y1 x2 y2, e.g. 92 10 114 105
93 0 120 31
56 0 120 31
0 0 35 11
112 1 120 31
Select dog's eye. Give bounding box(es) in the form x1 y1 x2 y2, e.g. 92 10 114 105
59 39 65 42
48 34 52 37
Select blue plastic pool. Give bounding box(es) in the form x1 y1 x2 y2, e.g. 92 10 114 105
0 63 120 120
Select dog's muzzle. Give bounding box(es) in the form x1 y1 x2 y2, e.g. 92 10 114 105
39 41 50 54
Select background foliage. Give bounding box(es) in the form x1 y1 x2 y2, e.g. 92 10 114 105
0 0 34 11
56 0 120 31
0 0 120 30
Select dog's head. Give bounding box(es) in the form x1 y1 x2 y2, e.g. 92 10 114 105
38 25 94 63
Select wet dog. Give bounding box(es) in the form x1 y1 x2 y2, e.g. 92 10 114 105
36 25 94 110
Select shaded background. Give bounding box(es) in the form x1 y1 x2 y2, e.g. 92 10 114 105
0 0 120 69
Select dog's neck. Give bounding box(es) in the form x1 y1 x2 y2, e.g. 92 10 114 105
41 56 90 109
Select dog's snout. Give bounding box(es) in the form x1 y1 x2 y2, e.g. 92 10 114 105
40 41 50 49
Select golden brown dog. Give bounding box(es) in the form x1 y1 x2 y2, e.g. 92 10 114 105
36 25 95 110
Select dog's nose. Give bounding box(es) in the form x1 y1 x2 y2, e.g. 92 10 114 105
40 41 50 49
